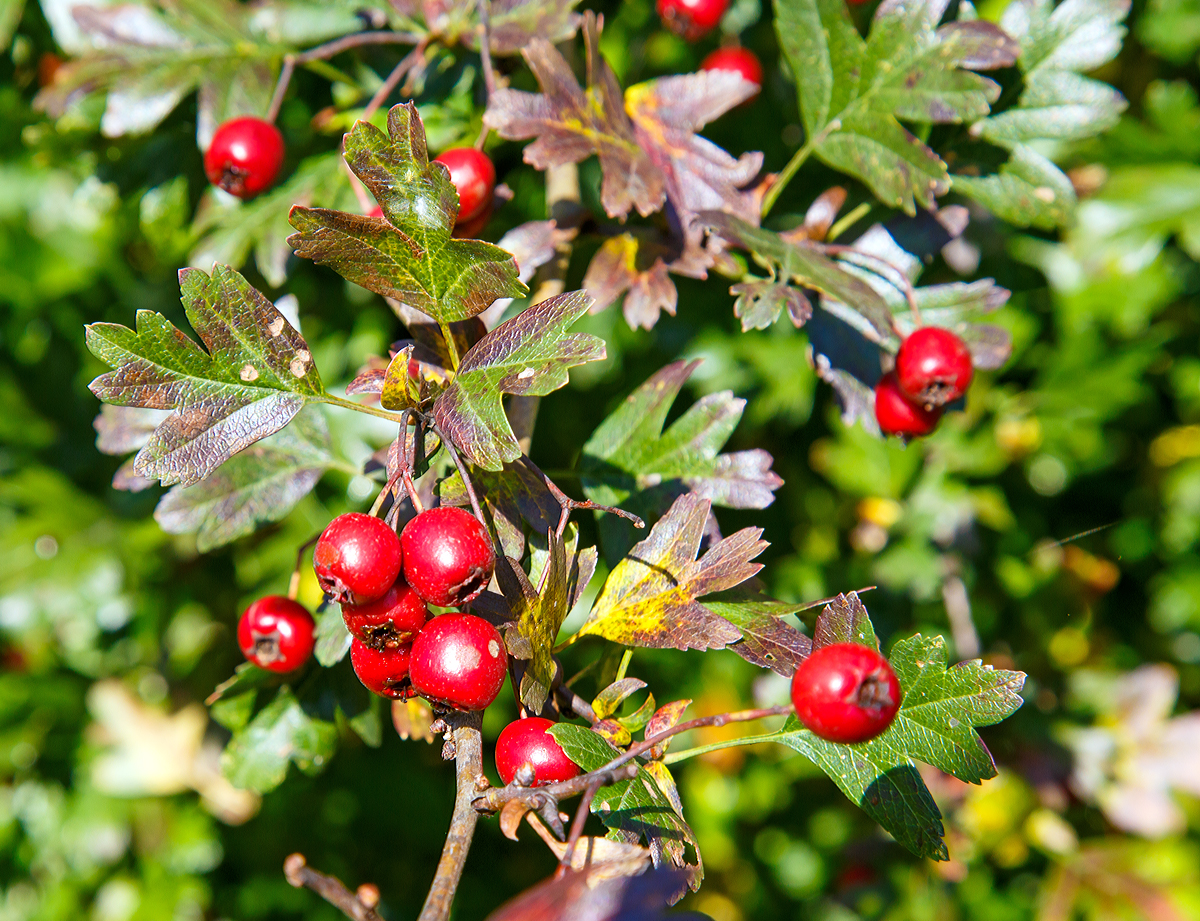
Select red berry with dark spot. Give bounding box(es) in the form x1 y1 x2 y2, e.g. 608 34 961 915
237 595 315 673
895 327 974 408
434 148 495 224
657 0 729 39
313 513 403 605
401 507 495 607
342 578 429 649
203 117 285 200
874 371 942 438
701 47 763 95
495 717 580 786
409 613 507 711
350 638 414 699
790 642 902 744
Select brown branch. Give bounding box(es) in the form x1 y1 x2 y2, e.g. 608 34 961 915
474 705 792 816
554 682 597 723
540 472 645 538
417 709 484 921
284 854 383 921
294 30 421 65
363 41 428 121
476 0 498 101
266 56 296 123
557 782 600 874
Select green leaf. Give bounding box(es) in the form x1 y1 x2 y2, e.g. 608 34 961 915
154 406 333 552
548 724 702 887
775 0 1017 212
220 687 338 793
952 144 1076 229
768 593 1026 860
431 290 606 471
576 494 764 650
288 103 525 326
314 604 352 667
700 213 895 341
1139 0 1200 63
86 265 323 487
0 0 25 53
206 661 282 731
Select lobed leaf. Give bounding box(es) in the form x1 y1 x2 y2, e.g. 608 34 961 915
289 103 525 325
86 265 322 488
701 595 814 677
220 687 338 794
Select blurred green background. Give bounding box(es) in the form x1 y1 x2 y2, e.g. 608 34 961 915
5 0 1200 918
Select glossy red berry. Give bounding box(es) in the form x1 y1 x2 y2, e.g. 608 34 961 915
701 47 763 94
874 371 942 438
495 717 580 786
791 643 901 744
350 638 414 699
434 148 495 224
203 117 285 200
409 613 507 711
657 0 729 39
237 596 315 673
895 327 974 408
313 513 403 605
401 507 496 607
342 578 429 649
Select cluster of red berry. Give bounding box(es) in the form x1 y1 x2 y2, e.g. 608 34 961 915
202 118 496 235
874 327 974 439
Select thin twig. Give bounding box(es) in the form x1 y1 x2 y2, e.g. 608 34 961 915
540 472 644 538
475 0 498 100
267 56 296 123
554 682 597 723
294 30 420 65
284 854 383 921
418 710 484 921
363 41 428 121
287 532 324 600
557 782 600 874
436 424 486 522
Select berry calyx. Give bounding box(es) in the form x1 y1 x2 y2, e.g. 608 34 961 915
895 327 974 408
790 642 902 744
495 717 580 787
237 595 315 673
313 513 403 605
203 117 285 200
434 148 496 225
400 507 496 608
409 613 507 711
657 0 729 39
350 638 414 699
874 371 942 438
342 578 429 649
701 47 764 95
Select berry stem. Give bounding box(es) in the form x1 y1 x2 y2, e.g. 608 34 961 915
435 423 486 523
288 531 324 600
661 730 785 766
266 56 296 124
318 391 411 423
557 781 600 874
761 120 839 218
418 709 484 921
476 0 498 101
283 853 383 921
363 41 429 121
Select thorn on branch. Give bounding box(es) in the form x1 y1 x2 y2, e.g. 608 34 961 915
284 853 384 921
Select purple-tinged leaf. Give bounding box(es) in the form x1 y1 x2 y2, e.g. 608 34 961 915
86 265 322 488
583 235 678 331
485 866 689 921
289 104 525 325
645 700 691 759
577 494 763 651
432 290 605 471
729 279 811 331
701 595 814 676
94 405 171 456
813 592 879 650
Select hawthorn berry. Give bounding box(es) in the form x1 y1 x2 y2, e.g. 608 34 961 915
657 0 729 39
790 642 901 744
401 507 496 607
342 578 429 649
237 595 315 673
351 638 414 699
313 513 403 605
895 327 974 408
434 148 495 225
874 371 942 439
701 47 764 95
203 117 285 200
495 717 580 786
409 613 507 711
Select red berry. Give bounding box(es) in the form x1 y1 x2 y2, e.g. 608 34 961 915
350 638 414 699
313 513 403 605
657 0 729 39
237 595 315 673
790 643 902 744
368 205 384 219
342 578 429 649
434 148 496 224
203 117 285 200
874 371 942 438
495 717 580 786
401 507 496 608
452 201 493 239
895 327 974 408
409 613 507 711
701 47 763 94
